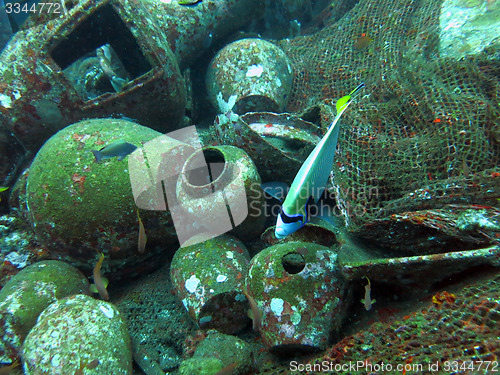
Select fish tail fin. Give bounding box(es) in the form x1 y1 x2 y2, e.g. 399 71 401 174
90 150 101 163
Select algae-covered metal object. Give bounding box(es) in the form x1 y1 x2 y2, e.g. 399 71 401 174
170 235 251 334
0 0 263 150
246 241 346 353
0 0 186 150
338 206 500 286
176 145 266 243
206 38 293 114
214 111 322 183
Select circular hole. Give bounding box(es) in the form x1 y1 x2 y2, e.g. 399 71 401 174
281 252 305 274
235 95 279 115
186 149 226 186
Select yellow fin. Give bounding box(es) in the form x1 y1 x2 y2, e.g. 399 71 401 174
336 83 365 114
336 95 351 114
102 277 109 288
89 278 109 295
0 186 8 202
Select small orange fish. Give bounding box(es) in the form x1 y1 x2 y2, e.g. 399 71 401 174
137 209 147 253
241 288 262 332
86 359 99 370
354 33 373 50
214 362 238 375
74 359 99 375
90 253 109 300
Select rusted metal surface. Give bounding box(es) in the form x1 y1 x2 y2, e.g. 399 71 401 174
214 111 322 183
0 0 263 151
206 38 293 113
170 235 250 334
247 241 346 353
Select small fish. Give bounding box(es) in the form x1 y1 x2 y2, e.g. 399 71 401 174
203 32 213 49
214 362 238 375
0 187 8 202
97 44 130 93
137 209 147 253
178 0 202 5
361 276 376 311
74 359 99 375
86 359 99 370
90 140 137 163
354 33 373 50
0 358 20 374
89 253 109 300
274 83 365 238
241 288 262 332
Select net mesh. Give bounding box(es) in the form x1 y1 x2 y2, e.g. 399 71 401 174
276 0 500 232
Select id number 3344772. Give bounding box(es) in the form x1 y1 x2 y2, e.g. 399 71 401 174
5 1 63 14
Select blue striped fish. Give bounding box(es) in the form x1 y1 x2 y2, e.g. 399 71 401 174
274 83 364 238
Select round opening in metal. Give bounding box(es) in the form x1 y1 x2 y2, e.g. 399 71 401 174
186 148 226 187
281 252 306 274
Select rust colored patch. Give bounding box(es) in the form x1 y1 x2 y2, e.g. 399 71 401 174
72 133 85 141
432 291 456 305
71 173 86 193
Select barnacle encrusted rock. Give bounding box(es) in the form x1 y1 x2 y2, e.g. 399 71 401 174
190 331 253 373
0 260 89 362
22 294 132 375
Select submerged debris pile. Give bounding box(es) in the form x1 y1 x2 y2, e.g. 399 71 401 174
304 272 500 375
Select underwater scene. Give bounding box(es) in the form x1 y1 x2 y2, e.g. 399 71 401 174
0 0 499 374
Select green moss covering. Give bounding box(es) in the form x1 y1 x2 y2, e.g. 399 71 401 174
192 331 253 373
26 119 161 243
178 357 223 375
0 260 89 362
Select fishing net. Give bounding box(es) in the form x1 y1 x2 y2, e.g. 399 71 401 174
276 0 500 234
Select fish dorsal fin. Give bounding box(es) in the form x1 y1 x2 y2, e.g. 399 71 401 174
336 83 365 114
261 182 289 202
